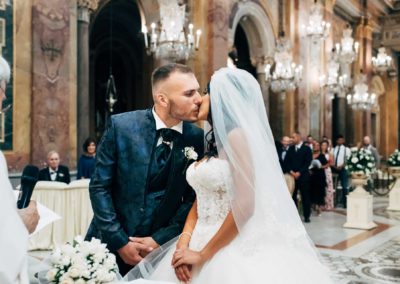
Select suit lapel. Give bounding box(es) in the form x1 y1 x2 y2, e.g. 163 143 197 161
143 109 158 192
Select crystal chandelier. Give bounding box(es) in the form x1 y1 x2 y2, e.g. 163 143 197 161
335 25 359 64
265 34 303 94
142 0 201 61
303 0 330 43
319 53 342 99
372 46 392 74
347 72 376 110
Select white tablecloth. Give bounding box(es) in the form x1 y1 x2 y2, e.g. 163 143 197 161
28 179 93 250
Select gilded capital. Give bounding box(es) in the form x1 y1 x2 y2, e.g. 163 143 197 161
77 0 99 11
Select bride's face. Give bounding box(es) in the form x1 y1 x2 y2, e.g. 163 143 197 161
197 94 210 121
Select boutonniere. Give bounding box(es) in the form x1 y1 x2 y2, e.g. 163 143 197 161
182 147 198 174
59 173 64 177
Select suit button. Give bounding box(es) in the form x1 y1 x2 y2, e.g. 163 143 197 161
140 208 144 213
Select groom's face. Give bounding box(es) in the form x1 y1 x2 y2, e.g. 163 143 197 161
163 72 202 122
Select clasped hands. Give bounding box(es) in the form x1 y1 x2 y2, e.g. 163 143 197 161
117 236 158 266
171 247 205 283
290 171 301 179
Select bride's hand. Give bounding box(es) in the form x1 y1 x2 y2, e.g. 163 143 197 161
174 264 192 283
172 248 204 268
197 94 209 121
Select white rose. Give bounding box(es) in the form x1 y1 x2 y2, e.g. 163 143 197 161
60 256 71 266
356 164 362 169
397 156 400 161
351 157 359 163
94 268 108 282
81 269 91 279
103 272 116 282
68 266 81 278
59 275 74 284
75 279 86 284
367 163 373 168
365 156 370 160
46 269 57 281
93 252 107 263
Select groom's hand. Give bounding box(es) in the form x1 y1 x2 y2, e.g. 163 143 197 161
117 241 149 265
129 237 159 257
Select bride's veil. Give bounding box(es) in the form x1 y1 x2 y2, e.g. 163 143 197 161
210 67 323 260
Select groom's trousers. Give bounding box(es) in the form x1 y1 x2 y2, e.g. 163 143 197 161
292 180 311 220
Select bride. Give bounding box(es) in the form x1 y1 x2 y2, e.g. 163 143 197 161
125 68 333 283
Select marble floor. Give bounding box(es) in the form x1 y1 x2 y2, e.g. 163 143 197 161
305 197 400 284
29 197 400 283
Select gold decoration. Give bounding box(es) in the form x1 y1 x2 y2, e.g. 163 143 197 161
77 0 99 11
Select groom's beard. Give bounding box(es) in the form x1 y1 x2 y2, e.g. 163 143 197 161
168 102 199 122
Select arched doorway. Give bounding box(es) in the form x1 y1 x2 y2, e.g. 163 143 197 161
89 0 153 139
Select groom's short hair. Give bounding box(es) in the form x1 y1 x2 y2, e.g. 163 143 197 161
151 63 193 89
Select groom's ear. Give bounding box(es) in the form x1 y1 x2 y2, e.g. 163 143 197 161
155 92 169 107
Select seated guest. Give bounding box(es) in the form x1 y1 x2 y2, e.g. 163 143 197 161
77 137 96 179
38 151 70 183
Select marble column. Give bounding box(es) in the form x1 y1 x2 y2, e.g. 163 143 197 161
77 0 98 157
206 0 229 77
31 0 73 166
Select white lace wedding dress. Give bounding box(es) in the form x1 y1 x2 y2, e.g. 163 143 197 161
139 157 333 283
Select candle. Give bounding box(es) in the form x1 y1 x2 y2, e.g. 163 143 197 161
195 29 202 49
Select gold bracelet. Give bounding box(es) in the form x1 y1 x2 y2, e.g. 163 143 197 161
179 231 192 239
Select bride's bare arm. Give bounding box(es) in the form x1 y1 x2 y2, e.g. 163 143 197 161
173 129 254 267
176 199 198 249
173 200 198 282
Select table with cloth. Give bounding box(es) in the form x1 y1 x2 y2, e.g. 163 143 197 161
28 179 93 250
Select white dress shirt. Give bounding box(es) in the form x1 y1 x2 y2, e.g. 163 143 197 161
49 168 58 181
331 145 351 167
152 108 183 148
0 151 29 284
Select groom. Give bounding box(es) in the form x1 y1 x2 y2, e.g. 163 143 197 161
86 63 204 275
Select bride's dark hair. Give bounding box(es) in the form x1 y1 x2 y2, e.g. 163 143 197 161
204 82 218 158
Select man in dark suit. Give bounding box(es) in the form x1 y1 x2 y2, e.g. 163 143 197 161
276 136 291 173
38 151 70 183
86 63 204 275
286 131 312 222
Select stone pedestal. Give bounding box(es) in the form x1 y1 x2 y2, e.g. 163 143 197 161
344 173 377 230
387 167 400 211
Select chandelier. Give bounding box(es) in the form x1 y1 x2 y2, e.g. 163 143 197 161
372 46 393 74
142 0 201 61
265 34 303 94
319 54 342 99
303 0 330 43
347 72 376 110
335 25 359 64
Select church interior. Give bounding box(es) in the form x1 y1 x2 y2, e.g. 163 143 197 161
2 0 400 283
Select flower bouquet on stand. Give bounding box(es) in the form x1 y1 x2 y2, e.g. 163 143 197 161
387 149 400 211
343 148 377 230
387 149 400 167
345 148 376 180
38 236 119 284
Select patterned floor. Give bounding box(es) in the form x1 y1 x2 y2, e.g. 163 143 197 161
310 197 400 284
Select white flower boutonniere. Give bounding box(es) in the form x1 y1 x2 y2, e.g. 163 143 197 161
182 147 198 173
184 147 198 161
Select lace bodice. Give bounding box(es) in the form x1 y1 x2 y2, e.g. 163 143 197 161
186 157 233 250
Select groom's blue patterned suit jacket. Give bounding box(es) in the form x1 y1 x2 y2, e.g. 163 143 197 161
86 109 204 252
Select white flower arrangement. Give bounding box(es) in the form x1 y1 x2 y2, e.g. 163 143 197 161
345 148 376 177
45 236 118 284
387 149 400 167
